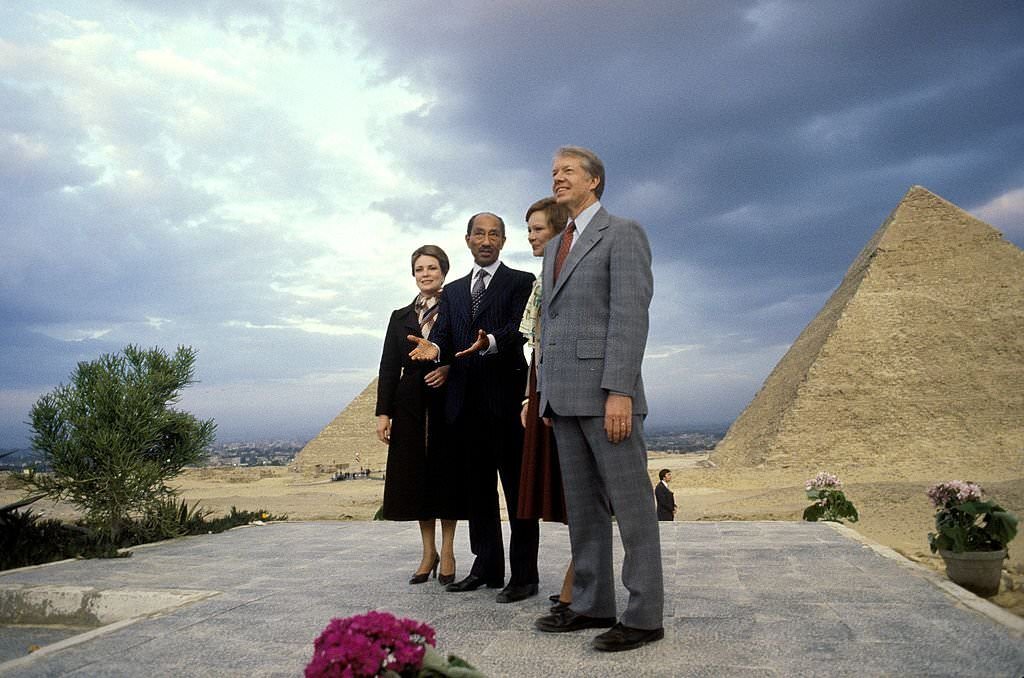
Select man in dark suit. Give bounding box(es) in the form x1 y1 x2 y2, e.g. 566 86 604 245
655 469 677 521
409 212 540 603
534 146 664 652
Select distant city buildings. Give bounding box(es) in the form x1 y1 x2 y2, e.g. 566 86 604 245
0 439 310 472
203 439 307 467
645 429 725 453
1 428 720 475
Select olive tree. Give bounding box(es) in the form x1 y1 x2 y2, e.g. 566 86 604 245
24 345 215 544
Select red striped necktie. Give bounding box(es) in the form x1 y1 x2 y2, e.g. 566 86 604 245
553 220 576 282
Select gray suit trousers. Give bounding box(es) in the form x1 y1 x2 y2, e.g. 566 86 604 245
553 414 664 630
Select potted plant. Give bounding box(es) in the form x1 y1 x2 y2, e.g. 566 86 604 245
802 472 859 524
927 481 1018 597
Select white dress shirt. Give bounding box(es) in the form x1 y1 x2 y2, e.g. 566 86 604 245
567 200 602 252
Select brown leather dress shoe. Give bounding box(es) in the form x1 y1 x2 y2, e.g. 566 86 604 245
592 623 665 652
535 609 616 633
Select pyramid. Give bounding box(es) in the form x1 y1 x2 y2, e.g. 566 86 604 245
711 186 1024 479
290 378 387 476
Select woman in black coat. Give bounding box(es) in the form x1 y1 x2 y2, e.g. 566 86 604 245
375 244 460 585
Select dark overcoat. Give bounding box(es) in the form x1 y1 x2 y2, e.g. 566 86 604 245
376 302 461 520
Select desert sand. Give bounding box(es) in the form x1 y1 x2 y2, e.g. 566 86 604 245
5 452 1021 617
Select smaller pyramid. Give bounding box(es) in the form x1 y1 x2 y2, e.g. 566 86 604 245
711 186 1024 478
291 379 387 476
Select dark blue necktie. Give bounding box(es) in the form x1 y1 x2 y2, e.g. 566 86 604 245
471 269 488 318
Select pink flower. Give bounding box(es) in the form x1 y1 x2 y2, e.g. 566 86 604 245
927 481 983 509
305 611 437 678
805 471 842 492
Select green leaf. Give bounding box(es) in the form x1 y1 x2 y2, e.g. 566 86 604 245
419 646 448 672
416 648 486 677
802 504 825 522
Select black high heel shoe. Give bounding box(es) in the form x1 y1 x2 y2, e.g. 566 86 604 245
438 557 456 586
409 554 439 585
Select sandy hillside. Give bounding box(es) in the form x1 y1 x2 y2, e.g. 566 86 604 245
6 453 1021 617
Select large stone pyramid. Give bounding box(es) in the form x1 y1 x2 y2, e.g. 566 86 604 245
291 378 387 476
711 186 1024 479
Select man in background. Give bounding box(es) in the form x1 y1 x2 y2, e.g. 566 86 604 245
655 469 677 521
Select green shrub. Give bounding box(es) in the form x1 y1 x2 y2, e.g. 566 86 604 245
0 509 115 570
116 497 214 545
21 345 215 545
0 502 286 571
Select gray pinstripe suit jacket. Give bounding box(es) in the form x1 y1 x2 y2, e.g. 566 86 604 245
537 206 652 417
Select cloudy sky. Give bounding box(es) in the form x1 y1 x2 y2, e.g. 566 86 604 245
2 1 1022 446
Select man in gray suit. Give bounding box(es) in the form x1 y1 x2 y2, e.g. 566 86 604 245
533 146 664 652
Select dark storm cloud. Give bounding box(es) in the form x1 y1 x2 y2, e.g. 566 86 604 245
0 177 305 331
340 1 1023 230
370 194 454 232
339 1 1024 303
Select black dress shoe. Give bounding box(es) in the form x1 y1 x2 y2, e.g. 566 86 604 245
535 609 616 633
548 593 561 603
438 556 456 585
592 623 665 652
495 582 538 603
408 554 439 585
445 574 503 592
549 600 570 614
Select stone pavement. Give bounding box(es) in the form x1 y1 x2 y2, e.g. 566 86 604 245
1 521 1022 677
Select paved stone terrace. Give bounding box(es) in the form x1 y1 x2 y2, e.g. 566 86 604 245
1 521 1022 677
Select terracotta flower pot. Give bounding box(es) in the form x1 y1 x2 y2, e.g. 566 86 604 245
938 549 1006 598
